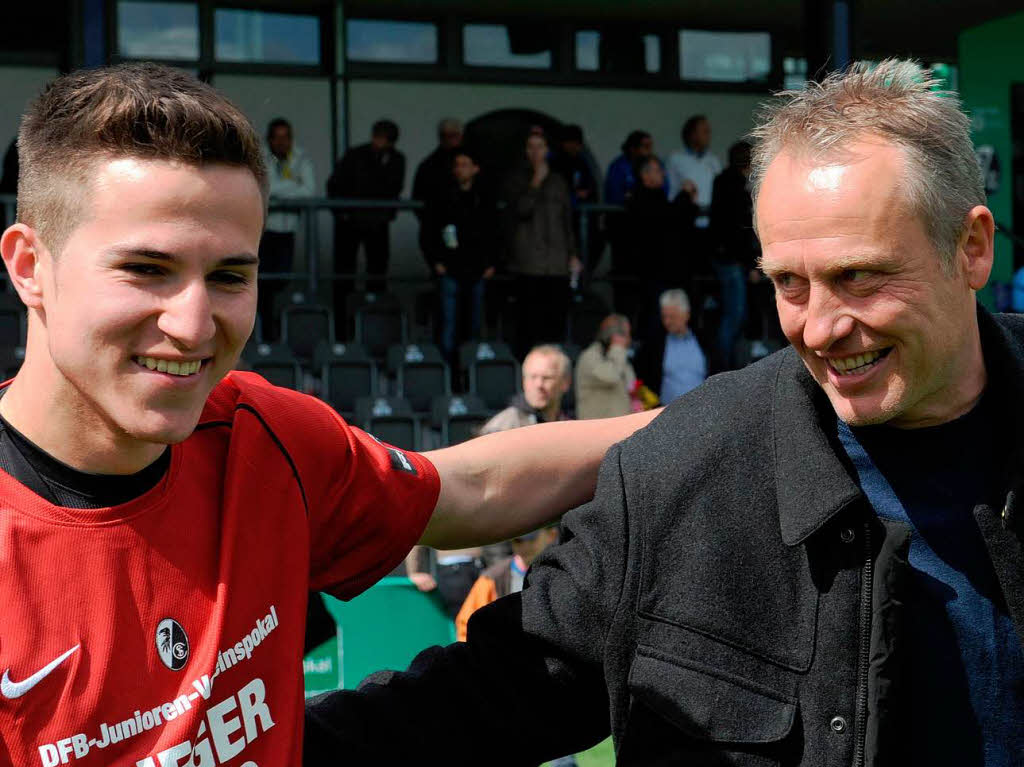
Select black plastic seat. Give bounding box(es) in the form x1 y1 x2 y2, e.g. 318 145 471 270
282 304 333 362
354 396 419 451
315 341 377 417
240 342 302 391
394 346 451 413
468 356 521 411
355 302 407 360
431 394 491 446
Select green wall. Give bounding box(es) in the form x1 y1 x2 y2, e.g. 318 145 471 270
959 11 1024 291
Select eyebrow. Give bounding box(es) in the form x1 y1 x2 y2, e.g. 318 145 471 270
110 247 259 267
759 251 896 278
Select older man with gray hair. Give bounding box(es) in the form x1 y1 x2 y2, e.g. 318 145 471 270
636 288 707 404
306 60 1024 766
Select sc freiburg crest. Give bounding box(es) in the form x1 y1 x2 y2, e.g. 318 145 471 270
155 618 189 671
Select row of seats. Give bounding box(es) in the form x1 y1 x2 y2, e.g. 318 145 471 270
352 394 493 451
240 339 522 417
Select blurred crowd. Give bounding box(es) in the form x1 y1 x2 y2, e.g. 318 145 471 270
259 113 785 403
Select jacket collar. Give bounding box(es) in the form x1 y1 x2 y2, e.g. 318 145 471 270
772 304 1024 546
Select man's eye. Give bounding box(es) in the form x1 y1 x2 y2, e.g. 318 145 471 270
842 269 872 282
209 271 250 285
122 263 165 276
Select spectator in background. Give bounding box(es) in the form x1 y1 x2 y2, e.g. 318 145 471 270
551 124 601 273
710 140 762 370
455 524 560 642
667 115 722 229
481 345 572 433
422 148 497 364
327 119 405 334
604 130 653 207
406 343 572 616
413 118 463 264
503 128 580 357
575 314 634 420
259 118 315 342
624 155 698 337
635 288 706 405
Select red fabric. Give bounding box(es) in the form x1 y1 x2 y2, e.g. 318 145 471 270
0 371 439 766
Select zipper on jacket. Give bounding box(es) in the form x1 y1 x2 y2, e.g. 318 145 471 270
852 521 873 767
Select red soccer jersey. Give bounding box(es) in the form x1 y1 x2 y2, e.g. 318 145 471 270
0 371 440 766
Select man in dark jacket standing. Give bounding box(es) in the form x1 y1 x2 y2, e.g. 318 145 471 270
422 148 497 363
326 119 404 332
306 60 1023 767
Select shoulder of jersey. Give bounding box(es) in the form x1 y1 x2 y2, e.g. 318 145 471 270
198 370 310 426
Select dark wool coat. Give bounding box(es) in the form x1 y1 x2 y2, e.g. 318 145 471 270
305 307 1024 766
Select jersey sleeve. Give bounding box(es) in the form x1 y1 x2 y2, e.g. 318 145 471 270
224 372 441 600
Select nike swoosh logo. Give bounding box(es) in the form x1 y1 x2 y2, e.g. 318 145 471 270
1 644 80 699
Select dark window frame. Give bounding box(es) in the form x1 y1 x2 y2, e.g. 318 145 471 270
108 0 331 78
342 12 783 93
677 27 774 86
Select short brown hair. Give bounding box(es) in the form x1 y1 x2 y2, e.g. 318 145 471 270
17 62 266 254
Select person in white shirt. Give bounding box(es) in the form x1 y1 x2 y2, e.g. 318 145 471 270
666 115 722 228
259 118 316 341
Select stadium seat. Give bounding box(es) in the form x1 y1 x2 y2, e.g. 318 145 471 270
430 394 490 447
282 304 334 362
240 342 303 391
315 341 377 417
468 356 521 411
457 340 515 388
354 396 419 451
355 302 407 360
392 344 450 414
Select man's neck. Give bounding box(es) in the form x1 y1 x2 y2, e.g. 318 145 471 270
0 359 165 475
540 402 562 422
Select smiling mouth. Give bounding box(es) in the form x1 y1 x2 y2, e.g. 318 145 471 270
133 356 204 377
826 347 893 376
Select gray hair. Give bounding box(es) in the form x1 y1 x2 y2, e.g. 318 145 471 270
524 344 572 382
659 288 690 313
749 59 984 272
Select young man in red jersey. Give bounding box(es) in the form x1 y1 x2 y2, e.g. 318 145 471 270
0 64 656 767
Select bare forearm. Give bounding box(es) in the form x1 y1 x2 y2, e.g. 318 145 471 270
418 409 660 548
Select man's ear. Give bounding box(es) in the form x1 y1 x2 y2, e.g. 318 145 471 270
959 205 995 291
0 224 48 310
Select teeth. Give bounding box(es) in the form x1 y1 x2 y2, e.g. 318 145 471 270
134 357 202 376
829 350 884 375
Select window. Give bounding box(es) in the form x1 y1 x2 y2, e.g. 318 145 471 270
346 19 438 64
463 24 552 69
575 29 660 74
215 9 321 65
783 57 808 90
118 1 199 60
575 30 599 71
679 30 771 82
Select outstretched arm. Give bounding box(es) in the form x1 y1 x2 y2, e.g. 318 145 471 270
305 442 634 765
417 408 658 549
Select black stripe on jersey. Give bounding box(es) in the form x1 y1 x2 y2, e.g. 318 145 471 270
234 404 309 517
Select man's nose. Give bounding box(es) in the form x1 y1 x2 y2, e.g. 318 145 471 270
156 280 216 348
802 284 854 351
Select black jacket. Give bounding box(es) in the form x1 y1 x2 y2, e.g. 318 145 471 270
710 166 759 268
305 308 1024 766
623 185 698 284
421 182 498 281
326 143 405 229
